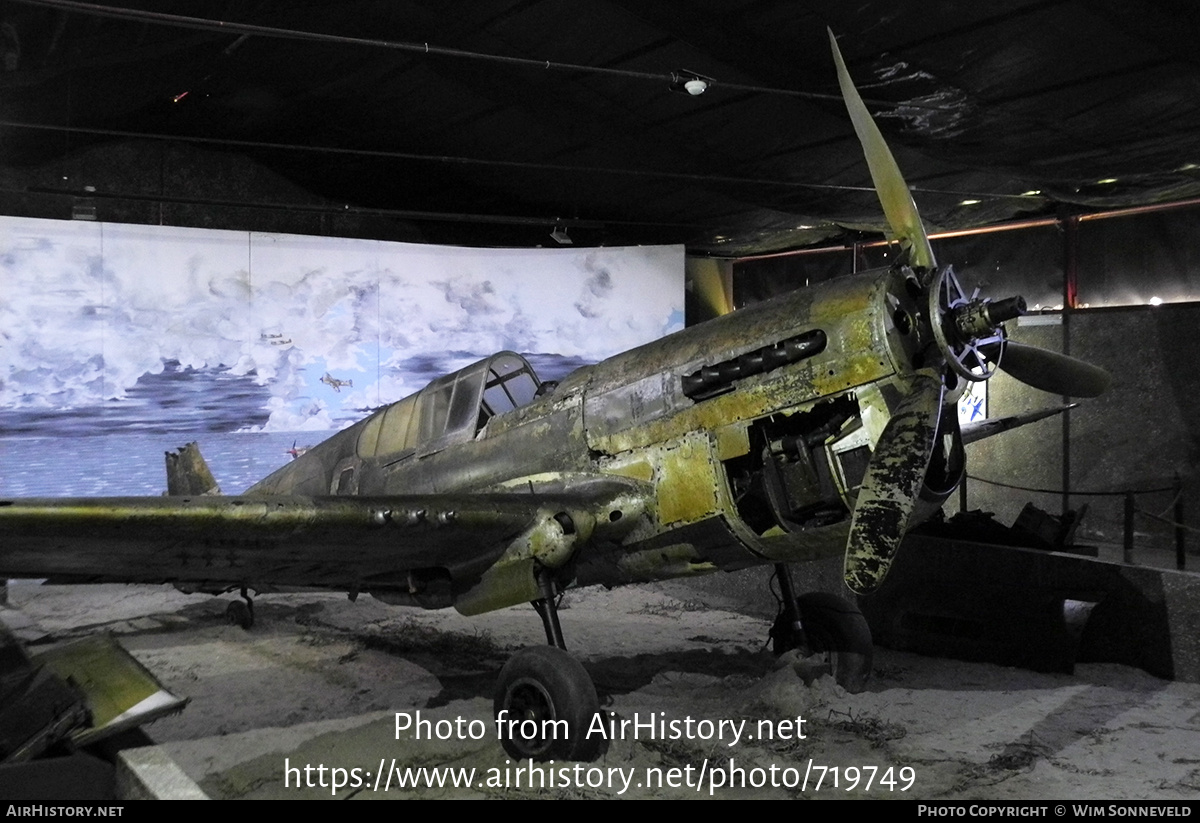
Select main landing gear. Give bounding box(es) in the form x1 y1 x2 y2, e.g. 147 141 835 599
492 565 875 764
768 564 873 693
493 572 603 762
226 586 255 630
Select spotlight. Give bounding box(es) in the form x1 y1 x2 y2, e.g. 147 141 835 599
670 70 712 96
550 224 572 245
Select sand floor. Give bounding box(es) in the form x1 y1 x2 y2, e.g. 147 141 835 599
4 580 1199 800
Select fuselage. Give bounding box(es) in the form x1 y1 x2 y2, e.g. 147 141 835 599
246 265 942 608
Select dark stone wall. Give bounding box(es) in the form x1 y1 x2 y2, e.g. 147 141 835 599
0 139 425 243
858 534 1200 682
961 318 1068 530
965 303 1200 559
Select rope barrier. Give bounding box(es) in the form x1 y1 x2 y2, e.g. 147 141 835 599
966 474 1177 497
1134 506 1200 535
966 474 1193 566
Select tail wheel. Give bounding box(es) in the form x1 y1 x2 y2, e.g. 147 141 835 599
771 592 873 693
493 645 603 762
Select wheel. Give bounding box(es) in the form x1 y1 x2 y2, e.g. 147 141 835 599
493 646 603 762
226 598 253 629
770 592 873 694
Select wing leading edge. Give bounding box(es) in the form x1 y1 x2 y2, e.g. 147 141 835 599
0 475 648 614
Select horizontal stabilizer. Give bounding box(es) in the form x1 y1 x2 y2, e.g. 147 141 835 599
961 404 1076 446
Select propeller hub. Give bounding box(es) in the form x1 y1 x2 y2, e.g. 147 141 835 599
927 267 1020 384
951 294 1026 339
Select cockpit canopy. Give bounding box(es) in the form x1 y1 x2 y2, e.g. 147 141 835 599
357 351 541 461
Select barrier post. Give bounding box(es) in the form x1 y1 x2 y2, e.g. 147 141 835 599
1175 473 1186 571
1123 492 1135 565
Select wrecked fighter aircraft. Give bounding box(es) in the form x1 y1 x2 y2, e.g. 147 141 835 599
0 32 1109 763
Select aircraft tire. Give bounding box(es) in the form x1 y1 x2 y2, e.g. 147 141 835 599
493 645 603 762
226 598 253 630
771 592 873 694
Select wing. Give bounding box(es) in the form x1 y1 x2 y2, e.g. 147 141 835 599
0 475 647 615
960 404 1076 445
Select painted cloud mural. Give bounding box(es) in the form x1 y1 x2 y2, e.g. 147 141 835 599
0 217 684 494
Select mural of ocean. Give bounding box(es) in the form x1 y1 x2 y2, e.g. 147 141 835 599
0 430 302 497
1 366 304 495
0 354 594 497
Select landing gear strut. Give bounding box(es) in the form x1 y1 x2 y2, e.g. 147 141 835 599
531 570 566 648
770 564 874 693
493 570 603 761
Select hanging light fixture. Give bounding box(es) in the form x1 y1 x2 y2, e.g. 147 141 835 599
670 70 712 96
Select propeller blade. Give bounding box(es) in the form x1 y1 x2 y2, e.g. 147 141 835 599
828 28 936 270
982 341 1111 397
691 259 735 318
844 376 943 595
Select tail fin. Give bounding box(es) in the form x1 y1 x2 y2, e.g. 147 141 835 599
165 442 222 496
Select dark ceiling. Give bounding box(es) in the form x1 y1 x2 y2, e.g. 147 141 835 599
4 0 1200 256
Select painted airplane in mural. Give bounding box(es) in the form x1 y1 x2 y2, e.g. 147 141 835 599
320 372 354 392
0 33 1109 762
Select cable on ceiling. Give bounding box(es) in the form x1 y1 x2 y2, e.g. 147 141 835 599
9 0 955 111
